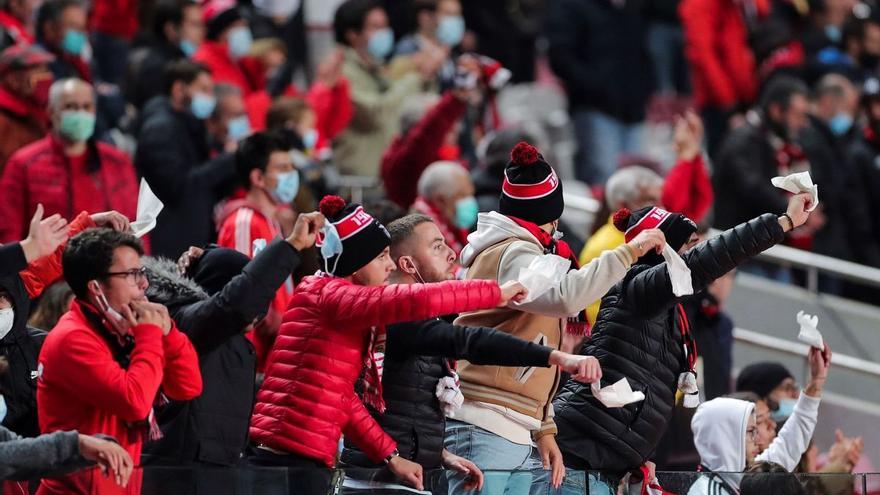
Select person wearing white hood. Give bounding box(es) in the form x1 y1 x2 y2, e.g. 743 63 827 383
690 344 832 495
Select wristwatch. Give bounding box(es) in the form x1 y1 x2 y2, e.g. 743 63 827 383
383 449 401 465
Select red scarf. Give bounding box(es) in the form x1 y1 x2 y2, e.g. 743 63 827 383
363 326 386 413
865 125 880 148
507 216 590 336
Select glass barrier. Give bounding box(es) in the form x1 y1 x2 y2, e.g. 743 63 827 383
14 467 875 495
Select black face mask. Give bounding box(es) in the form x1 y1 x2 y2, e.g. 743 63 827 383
859 51 880 71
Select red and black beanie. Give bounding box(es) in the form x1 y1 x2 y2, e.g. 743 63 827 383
316 195 391 277
499 142 564 226
613 206 697 263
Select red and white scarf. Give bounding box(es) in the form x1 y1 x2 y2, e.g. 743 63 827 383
363 327 387 413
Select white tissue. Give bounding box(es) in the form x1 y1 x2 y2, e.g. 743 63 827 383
796 310 824 349
436 375 464 417
591 378 645 408
678 371 701 408
771 171 819 212
515 254 571 304
130 179 164 238
662 243 693 297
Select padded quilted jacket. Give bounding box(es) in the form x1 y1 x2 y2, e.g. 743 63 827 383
249 275 501 467
553 214 784 473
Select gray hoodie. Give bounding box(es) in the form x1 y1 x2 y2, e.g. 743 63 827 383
689 398 755 495
0 427 90 482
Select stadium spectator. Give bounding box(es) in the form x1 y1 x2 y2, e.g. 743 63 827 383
844 76 880 268
736 362 800 422
0 78 137 243
411 161 475 263
394 0 464 57
134 59 236 258
35 0 90 82
193 0 255 97
88 0 139 85
0 0 36 49
0 44 54 172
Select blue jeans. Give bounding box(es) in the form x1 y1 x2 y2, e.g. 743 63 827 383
444 420 546 495
572 109 645 185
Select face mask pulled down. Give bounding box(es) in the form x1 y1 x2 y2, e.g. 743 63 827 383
318 222 343 275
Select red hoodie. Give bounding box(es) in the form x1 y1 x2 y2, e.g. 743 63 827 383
37 301 202 495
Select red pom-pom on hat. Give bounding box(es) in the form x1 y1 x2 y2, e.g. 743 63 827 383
510 141 539 166
612 208 632 232
319 195 347 218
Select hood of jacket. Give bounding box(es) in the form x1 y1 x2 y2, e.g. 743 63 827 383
144 256 208 311
459 211 541 268
0 273 30 344
692 397 755 473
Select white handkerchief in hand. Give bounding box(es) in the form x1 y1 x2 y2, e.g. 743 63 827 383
130 179 164 237
662 243 693 297
591 377 645 408
796 310 824 349
515 254 571 304
771 171 819 212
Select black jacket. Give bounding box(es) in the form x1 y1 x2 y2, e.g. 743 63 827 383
0 244 26 278
845 136 880 267
553 214 785 473
141 239 301 466
545 0 654 122
0 272 45 438
134 96 237 258
341 317 553 471
124 42 186 110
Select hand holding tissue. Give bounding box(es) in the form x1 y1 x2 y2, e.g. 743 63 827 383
771 171 819 212
797 310 824 349
591 377 645 408
130 179 164 238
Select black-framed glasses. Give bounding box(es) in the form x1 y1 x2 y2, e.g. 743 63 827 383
103 267 148 285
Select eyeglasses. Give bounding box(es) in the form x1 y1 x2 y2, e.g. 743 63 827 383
103 267 148 285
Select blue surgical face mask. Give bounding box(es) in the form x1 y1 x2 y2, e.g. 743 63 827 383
0 395 6 423
190 92 216 120
453 196 478 229
227 26 253 59
367 28 394 61
302 129 318 150
61 29 87 56
829 112 853 136
436 15 465 46
179 39 197 58
319 222 343 274
58 110 95 142
227 115 251 142
771 398 797 422
271 170 299 204
825 25 842 43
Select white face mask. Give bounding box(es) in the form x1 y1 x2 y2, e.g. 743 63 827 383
0 308 14 340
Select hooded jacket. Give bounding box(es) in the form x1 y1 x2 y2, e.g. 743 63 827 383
141 239 301 467
454 212 634 444
689 398 755 495
553 213 785 473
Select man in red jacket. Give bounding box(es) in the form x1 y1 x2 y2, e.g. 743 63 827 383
194 0 255 97
248 195 527 495
0 78 138 243
37 228 203 495
0 44 54 173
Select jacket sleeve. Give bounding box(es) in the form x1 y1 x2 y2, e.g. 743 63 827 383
0 152 27 243
679 0 739 109
174 240 301 353
0 428 90 481
47 324 165 422
322 279 501 329
307 78 354 141
662 155 714 224
342 392 396 463
385 320 553 367
624 213 785 317
20 212 95 299
499 243 634 318
0 244 27 279
159 325 203 401
545 0 605 104
845 148 880 267
754 394 820 471
381 91 467 208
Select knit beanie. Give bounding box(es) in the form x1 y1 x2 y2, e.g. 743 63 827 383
203 0 242 40
735 362 794 399
317 195 390 277
190 245 250 296
499 141 565 226
613 206 697 265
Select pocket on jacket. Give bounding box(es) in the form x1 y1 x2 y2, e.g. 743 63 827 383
512 333 548 384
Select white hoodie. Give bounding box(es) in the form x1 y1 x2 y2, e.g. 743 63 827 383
689 398 755 495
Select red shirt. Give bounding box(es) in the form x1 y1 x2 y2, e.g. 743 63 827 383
89 0 138 40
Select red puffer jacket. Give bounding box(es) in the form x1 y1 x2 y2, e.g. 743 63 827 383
249 275 502 467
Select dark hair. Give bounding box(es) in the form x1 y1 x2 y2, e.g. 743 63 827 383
151 0 194 42
741 462 806 495
362 198 406 227
760 75 809 114
265 97 310 131
235 131 291 189
387 214 434 256
62 229 144 299
726 391 763 404
36 0 84 43
843 12 880 48
163 59 210 95
28 281 73 330
333 0 383 45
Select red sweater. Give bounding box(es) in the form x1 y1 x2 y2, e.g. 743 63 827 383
89 0 139 40
249 275 501 467
37 301 202 495
381 91 467 208
0 135 138 243
661 154 714 224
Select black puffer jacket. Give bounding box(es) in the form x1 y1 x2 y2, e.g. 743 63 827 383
341 317 553 472
0 272 45 438
554 214 784 473
141 239 301 467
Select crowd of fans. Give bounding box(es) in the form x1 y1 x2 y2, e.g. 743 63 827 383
0 0 876 494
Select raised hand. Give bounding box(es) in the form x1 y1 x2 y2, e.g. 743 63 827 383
626 228 666 259
287 212 326 251
20 204 69 263
90 211 131 232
